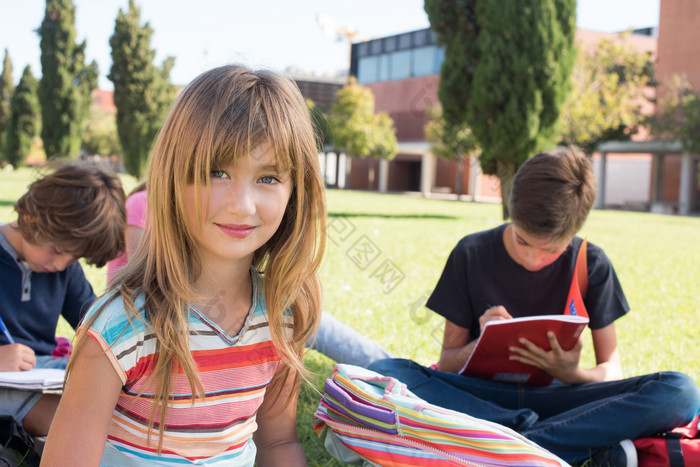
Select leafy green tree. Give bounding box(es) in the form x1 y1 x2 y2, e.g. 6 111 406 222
306 98 332 151
428 0 576 218
82 107 120 157
6 66 40 168
38 0 98 159
424 0 479 131
560 34 653 155
0 49 14 156
329 78 398 188
650 74 700 153
424 107 480 196
109 0 176 178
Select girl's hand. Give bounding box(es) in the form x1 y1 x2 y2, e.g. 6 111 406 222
508 333 584 384
0 343 36 371
479 305 512 332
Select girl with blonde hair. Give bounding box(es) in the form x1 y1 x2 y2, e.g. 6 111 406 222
42 64 326 466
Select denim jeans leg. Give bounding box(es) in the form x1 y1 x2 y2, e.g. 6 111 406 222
521 371 700 462
367 358 538 431
308 313 393 367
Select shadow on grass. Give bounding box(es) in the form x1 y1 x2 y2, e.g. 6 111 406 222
0 200 16 207
329 212 457 220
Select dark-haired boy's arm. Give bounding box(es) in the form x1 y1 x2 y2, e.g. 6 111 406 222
61 263 96 329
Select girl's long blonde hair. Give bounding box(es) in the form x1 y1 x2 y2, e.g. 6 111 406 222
70 65 326 449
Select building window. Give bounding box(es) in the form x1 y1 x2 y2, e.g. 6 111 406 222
358 56 378 84
378 54 390 81
390 50 411 80
411 46 437 77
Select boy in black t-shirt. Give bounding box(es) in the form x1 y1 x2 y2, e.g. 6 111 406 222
369 147 700 465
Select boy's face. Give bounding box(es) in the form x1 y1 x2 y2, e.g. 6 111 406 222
508 224 570 272
19 238 76 273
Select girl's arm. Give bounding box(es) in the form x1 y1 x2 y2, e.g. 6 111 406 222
253 368 306 466
41 337 122 466
125 225 145 259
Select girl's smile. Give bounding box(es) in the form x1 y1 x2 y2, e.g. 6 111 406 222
215 223 256 239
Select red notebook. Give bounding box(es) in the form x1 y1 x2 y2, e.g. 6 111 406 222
459 314 589 385
460 238 590 385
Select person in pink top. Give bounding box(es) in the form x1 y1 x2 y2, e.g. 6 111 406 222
106 183 147 284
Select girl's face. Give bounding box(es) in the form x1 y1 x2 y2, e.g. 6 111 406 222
506 224 570 272
186 143 293 269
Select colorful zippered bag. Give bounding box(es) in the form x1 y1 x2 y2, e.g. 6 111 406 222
314 364 569 467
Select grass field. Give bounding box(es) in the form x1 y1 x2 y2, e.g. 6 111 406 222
2 166 699 465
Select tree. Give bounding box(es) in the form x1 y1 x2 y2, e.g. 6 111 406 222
0 49 14 156
109 0 176 178
38 0 98 159
650 74 700 154
424 0 479 132
329 78 398 189
82 107 120 157
6 66 40 168
560 34 654 155
306 98 332 151
424 107 480 197
427 0 577 218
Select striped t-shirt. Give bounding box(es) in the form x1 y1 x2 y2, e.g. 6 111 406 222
85 269 284 466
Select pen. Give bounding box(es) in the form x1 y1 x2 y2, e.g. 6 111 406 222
0 314 15 344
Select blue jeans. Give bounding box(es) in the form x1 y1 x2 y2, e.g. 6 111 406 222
307 313 393 368
367 358 700 462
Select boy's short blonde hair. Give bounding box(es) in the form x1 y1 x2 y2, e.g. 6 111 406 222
509 146 596 242
14 164 126 267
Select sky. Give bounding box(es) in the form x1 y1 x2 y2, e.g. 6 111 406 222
0 0 661 90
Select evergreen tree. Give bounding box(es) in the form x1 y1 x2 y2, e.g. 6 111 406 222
427 0 576 218
0 49 14 155
38 0 98 159
6 66 40 168
561 34 654 155
330 78 398 188
109 0 176 177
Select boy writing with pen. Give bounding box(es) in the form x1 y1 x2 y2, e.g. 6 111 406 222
369 147 700 466
0 164 125 436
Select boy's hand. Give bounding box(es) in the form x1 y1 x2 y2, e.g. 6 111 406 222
508 333 584 384
479 305 512 332
0 343 37 371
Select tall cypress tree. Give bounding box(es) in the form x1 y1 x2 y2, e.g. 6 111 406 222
6 66 40 168
0 49 14 155
427 0 576 218
468 0 576 218
109 0 176 177
38 0 98 159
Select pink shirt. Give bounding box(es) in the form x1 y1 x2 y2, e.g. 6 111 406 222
106 190 148 283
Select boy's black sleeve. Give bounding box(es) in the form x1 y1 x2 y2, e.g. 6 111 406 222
425 243 473 329
61 262 97 329
585 244 630 329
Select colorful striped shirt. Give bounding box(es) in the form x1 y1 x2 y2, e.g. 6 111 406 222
85 269 283 466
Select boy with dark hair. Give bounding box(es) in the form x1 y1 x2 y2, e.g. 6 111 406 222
369 147 700 466
0 164 125 436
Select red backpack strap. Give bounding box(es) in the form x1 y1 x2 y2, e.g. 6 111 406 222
564 238 589 318
576 238 588 297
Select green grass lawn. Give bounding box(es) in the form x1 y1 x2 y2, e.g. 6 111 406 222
2 166 699 465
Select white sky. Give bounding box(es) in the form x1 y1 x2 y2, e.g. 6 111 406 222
0 0 661 89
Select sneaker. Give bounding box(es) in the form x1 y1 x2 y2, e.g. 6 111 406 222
591 439 638 467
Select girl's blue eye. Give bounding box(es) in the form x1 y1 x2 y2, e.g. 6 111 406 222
211 169 227 179
259 175 278 184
